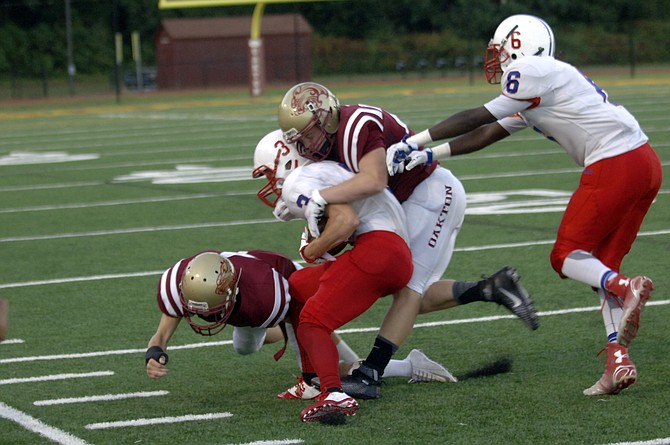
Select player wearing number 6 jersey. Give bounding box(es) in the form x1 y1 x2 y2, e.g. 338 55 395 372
387 14 663 396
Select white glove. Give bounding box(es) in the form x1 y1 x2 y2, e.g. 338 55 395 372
273 197 295 222
299 227 336 264
305 189 327 237
386 136 418 176
404 148 433 171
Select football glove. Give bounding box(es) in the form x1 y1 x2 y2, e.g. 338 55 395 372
404 148 434 171
305 189 327 237
273 197 295 222
299 227 336 264
386 135 418 176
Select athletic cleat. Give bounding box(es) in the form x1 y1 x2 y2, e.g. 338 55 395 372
277 377 320 400
406 349 457 383
483 266 539 330
338 363 382 400
300 391 359 423
583 342 637 396
615 276 654 347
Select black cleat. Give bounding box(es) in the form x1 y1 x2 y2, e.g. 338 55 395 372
483 266 539 330
314 363 382 400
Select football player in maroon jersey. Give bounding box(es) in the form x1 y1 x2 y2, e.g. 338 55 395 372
274 83 538 400
145 248 454 408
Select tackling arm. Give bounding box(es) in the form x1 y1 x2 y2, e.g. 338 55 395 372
318 148 388 204
302 203 358 262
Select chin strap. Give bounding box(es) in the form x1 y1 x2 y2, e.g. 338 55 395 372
273 322 288 361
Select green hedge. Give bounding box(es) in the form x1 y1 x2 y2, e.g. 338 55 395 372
312 19 670 75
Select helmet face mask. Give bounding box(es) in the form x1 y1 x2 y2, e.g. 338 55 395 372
484 14 555 84
252 129 310 208
180 252 238 336
278 82 339 161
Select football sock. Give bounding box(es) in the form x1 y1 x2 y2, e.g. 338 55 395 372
302 372 318 385
364 335 398 374
335 338 360 365
561 250 611 288
452 280 484 305
597 288 623 342
382 358 412 378
297 321 342 392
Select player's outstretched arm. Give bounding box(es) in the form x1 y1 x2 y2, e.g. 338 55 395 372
409 106 498 145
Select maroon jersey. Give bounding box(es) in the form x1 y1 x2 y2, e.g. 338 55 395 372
326 104 438 203
157 250 297 328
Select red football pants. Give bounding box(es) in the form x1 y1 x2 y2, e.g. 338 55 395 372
288 231 412 391
550 143 662 275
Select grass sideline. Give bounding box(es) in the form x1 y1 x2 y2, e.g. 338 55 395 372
0 70 669 445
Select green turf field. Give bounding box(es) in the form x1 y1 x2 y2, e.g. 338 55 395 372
1 70 669 445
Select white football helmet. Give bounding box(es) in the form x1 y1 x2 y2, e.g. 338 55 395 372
485 14 555 84
278 82 339 161
252 129 311 208
180 252 238 336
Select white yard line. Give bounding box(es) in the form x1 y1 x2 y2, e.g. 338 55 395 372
224 441 304 445
0 401 92 445
2 301 668 365
34 390 169 406
600 438 670 445
0 219 274 244
1 228 668 289
0 371 114 385
84 412 233 430
0 341 233 364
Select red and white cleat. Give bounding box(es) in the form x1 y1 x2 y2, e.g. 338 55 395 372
612 276 654 347
583 343 637 396
277 377 320 400
300 391 359 424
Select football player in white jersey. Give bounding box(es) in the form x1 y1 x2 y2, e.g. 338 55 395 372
270 140 414 423
254 129 537 401
386 14 662 396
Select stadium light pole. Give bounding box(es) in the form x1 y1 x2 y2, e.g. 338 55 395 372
65 0 76 95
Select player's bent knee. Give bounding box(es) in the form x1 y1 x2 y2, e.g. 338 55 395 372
549 248 567 276
299 304 330 332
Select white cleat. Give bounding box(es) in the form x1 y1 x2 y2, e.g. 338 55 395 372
407 349 457 383
277 377 320 400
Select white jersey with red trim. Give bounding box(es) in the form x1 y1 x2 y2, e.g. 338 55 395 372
157 250 296 329
282 161 409 243
483 56 648 167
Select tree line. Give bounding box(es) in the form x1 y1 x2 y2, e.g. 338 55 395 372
0 0 668 78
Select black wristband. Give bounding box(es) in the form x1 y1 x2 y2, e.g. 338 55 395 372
145 346 169 365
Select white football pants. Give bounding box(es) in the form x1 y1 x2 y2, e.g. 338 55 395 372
402 166 466 295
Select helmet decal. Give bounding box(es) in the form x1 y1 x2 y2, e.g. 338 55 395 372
252 129 312 208
278 82 340 161
484 14 555 84
290 84 327 117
